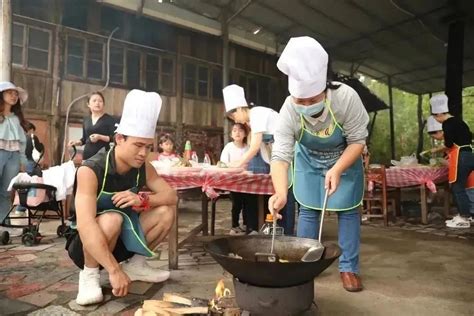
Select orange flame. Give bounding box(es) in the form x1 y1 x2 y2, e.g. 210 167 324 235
215 279 226 299
210 279 231 311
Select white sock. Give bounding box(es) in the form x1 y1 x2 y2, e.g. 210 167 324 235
83 266 99 275
128 254 146 265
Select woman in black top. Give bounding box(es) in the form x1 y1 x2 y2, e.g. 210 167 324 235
69 92 117 160
430 94 473 228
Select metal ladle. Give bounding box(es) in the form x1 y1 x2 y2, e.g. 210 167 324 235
301 189 329 262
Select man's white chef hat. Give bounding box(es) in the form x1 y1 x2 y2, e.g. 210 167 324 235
115 89 162 139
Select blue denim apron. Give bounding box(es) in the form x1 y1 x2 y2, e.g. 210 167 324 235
93 150 154 257
291 103 364 211
247 134 273 174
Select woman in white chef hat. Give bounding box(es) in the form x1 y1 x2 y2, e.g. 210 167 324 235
222 85 296 235
429 94 474 228
425 115 474 222
269 36 369 292
222 84 278 173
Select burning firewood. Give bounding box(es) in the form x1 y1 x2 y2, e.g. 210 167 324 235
135 282 240 316
136 293 209 315
209 280 240 315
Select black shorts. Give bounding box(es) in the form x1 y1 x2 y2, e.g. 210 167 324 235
65 230 134 269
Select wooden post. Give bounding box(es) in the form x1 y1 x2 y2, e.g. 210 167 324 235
0 0 12 81
367 111 378 147
445 20 464 118
258 195 264 229
420 185 428 225
416 94 425 161
221 10 230 144
168 193 180 270
443 182 451 217
387 76 396 160
175 36 184 149
201 192 209 236
50 1 63 167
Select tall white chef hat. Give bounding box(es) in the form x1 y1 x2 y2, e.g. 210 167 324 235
430 94 449 114
277 36 328 98
115 89 162 139
222 84 248 112
426 115 442 132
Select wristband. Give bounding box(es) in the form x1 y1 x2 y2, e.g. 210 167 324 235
138 192 150 211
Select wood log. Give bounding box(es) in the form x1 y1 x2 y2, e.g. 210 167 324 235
140 304 171 316
143 300 176 309
163 306 209 315
163 293 193 306
162 292 208 307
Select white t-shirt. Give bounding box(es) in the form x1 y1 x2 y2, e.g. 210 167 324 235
220 142 249 163
249 106 279 135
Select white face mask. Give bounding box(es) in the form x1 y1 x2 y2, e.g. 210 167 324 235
293 100 325 116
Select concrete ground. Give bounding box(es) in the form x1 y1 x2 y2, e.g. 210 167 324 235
0 198 473 315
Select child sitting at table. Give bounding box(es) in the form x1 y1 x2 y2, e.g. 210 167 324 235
157 134 179 161
220 123 251 235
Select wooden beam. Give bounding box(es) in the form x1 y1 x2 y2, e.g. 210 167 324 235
258 1 328 41
328 4 447 50
227 0 253 24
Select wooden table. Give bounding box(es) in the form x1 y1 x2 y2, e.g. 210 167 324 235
385 166 449 224
158 169 274 269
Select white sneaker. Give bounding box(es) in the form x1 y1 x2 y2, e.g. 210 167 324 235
121 255 170 283
76 269 103 305
445 214 463 223
469 216 474 223
229 227 245 235
446 215 471 228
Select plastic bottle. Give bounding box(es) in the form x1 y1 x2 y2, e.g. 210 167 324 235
259 214 284 236
203 153 211 166
184 140 192 161
191 151 199 163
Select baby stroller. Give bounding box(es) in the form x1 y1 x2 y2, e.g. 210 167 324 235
0 147 76 246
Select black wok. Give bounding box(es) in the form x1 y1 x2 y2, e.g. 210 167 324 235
205 235 341 287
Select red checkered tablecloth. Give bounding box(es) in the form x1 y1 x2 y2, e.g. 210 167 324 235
158 170 274 198
385 166 448 192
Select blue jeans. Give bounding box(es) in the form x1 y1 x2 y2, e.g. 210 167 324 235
278 189 296 236
297 206 360 273
0 150 20 224
451 151 474 217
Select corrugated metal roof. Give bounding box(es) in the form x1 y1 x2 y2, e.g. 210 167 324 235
102 0 474 94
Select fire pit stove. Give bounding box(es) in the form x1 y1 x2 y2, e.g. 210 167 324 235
205 236 341 315
233 278 316 315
